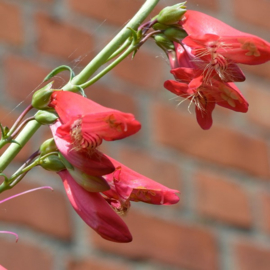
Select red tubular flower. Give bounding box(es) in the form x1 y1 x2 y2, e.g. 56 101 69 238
102 157 180 213
51 122 115 176
49 91 141 175
165 46 248 129
49 91 141 148
49 92 180 241
58 169 132 243
181 10 270 65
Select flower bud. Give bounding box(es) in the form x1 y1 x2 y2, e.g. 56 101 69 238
40 155 66 172
67 167 110 192
154 33 175 51
35 110 58 125
31 82 54 109
164 27 187 42
152 22 170 31
157 3 187 25
39 138 58 156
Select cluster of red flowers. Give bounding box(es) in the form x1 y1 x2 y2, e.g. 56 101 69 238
164 11 270 129
49 91 179 243
43 9 270 243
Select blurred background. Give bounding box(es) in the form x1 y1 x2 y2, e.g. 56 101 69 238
0 0 270 269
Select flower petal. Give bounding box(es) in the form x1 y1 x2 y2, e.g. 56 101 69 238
195 100 215 130
58 170 132 243
51 121 115 176
104 157 180 205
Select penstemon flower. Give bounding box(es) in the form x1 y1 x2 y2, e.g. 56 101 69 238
158 9 270 129
102 156 180 214
164 44 248 129
48 91 179 242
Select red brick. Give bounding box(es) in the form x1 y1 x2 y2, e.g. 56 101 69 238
245 83 270 129
67 258 131 270
87 84 137 115
0 2 23 45
118 147 180 191
0 238 53 270
0 180 72 240
36 12 93 63
195 170 252 228
241 62 270 79
188 0 219 11
235 241 270 270
69 0 145 26
234 0 270 29
259 192 270 234
112 50 166 90
4 55 51 103
92 209 218 270
153 102 270 178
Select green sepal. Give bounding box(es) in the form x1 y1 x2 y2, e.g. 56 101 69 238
58 153 74 171
164 27 188 42
154 33 175 51
157 2 187 25
40 155 66 172
152 23 170 31
39 138 58 156
35 110 58 125
43 65 75 82
31 81 54 110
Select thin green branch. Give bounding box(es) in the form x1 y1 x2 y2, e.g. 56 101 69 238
64 0 160 90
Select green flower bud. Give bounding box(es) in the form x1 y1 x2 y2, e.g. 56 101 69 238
40 155 66 172
152 22 170 31
164 27 187 42
35 110 58 125
154 33 175 51
31 82 54 109
67 167 110 192
39 138 58 156
157 3 187 25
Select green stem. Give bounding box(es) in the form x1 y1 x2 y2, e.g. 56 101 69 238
80 41 137 89
0 0 160 175
64 0 160 90
106 39 132 62
0 121 41 173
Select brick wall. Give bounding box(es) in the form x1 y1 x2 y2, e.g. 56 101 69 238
0 0 270 270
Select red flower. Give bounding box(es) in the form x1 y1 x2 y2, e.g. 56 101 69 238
181 10 270 66
49 91 141 152
165 45 248 129
102 157 180 214
58 169 132 243
51 121 115 176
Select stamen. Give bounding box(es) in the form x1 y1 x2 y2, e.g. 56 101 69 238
70 118 102 152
